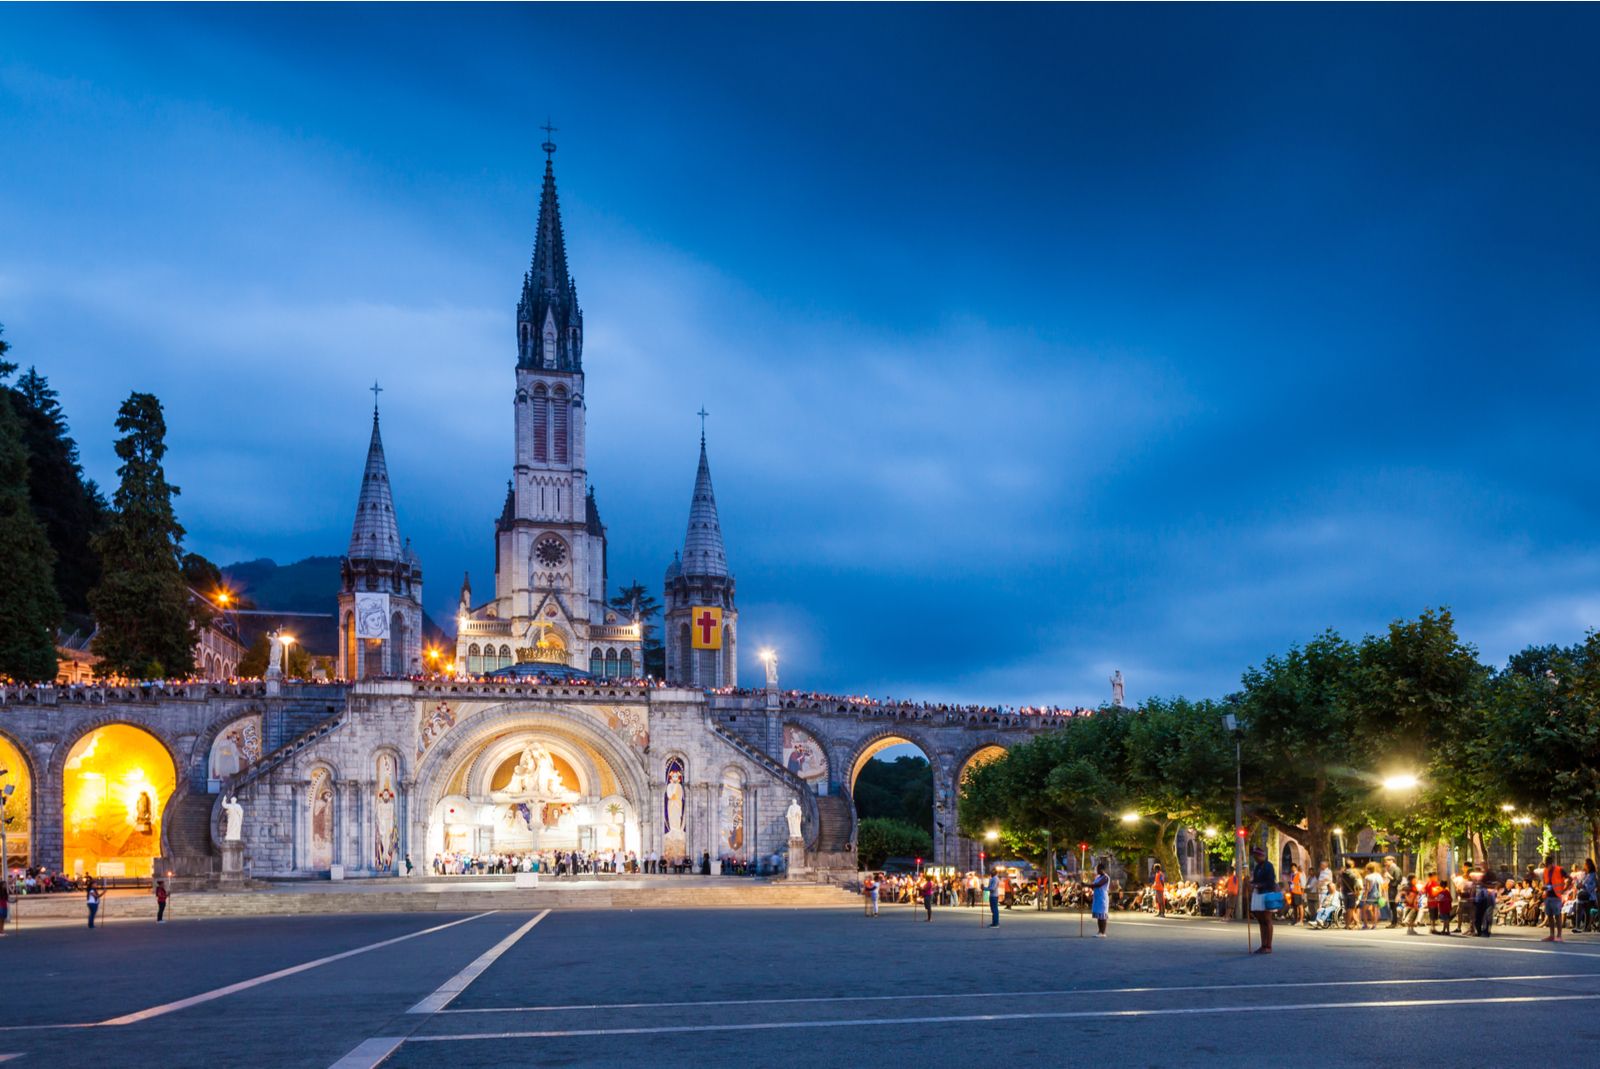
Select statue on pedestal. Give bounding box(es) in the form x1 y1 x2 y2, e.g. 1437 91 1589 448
222 795 244 841
785 797 803 840
266 631 285 678
1110 670 1125 707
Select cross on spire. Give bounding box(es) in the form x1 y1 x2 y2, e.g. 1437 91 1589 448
541 119 558 159
697 407 709 442
370 380 383 416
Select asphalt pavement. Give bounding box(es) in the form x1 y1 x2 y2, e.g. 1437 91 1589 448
3 902 1597 1067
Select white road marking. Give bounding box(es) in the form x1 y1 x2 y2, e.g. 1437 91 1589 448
326 1036 405 1069
404 991 1600 1040
407 910 550 1014
434 970 1600 1014
96 912 495 1026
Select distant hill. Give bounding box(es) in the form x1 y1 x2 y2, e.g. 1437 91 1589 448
222 557 342 614
220 556 449 659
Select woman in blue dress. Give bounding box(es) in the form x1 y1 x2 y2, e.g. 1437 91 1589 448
1091 861 1110 937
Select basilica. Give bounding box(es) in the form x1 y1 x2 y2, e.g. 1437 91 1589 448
0 143 1047 886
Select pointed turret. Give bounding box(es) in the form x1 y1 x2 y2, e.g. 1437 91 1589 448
348 410 402 561
680 435 729 578
516 150 583 371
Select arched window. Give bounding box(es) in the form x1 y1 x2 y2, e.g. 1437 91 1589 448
589 648 604 676
620 648 633 677
532 384 548 463
605 648 619 677
499 644 512 670
390 612 407 676
344 611 357 680
552 385 569 464
467 643 482 675
678 623 691 683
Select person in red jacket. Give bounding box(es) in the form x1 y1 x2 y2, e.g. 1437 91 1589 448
1542 853 1566 943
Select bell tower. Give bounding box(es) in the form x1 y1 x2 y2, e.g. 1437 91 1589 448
456 129 642 678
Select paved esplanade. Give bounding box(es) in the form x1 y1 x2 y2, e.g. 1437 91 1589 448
3 908 1596 1067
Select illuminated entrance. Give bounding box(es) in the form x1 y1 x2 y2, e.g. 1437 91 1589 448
63 725 176 879
0 735 30 870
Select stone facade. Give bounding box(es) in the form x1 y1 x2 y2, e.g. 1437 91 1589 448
0 678 1065 880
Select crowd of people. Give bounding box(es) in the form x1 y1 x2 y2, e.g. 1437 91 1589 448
427 848 768 877
713 687 1099 726
851 849 1598 953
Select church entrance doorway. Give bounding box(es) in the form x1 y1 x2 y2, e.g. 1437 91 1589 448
62 724 176 879
423 727 642 870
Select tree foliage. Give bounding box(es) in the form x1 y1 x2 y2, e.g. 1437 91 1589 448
88 393 200 680
0 364 63 682
8 365 107 616
853 755 934 833
961 609 1517 878
958 715 1131 865
856 817 933 870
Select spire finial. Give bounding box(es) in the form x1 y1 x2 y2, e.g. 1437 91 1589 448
541 119 558 160
370 380 383 417
697 406 709 442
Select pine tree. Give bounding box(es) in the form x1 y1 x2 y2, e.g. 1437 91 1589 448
0 358 63 682
9 366 107 615
89 393 198 680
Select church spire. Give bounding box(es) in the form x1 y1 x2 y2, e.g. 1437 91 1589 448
347 404 402 562
516 130 583 371
680 432 729 578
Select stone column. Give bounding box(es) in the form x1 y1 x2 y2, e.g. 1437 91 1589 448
348 780 365 874
290 783 302 872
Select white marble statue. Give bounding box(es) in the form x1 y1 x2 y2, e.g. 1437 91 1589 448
764 653 779 688
1110 670 1125 707
222 795 244 841
495 743 576 804
785 797 803 840
266 631 285 676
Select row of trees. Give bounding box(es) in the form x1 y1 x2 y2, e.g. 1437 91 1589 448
960 609 1600 876
0 327 207 682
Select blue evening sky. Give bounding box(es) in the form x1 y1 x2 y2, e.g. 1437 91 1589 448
2 5 1597 708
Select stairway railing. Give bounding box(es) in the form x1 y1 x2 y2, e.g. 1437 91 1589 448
706 718 822 853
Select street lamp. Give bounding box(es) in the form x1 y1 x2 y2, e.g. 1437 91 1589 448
1382 774 1418 791
1221 712 1245 923
1121 812 1140 824
281 635 296 677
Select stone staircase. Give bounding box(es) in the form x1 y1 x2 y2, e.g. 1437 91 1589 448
13 881 863 921
813 794 855 853
165 790 217 858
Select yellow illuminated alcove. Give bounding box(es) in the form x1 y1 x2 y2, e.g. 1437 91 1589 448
63 725 175 879
490 748 580 794
0 734 31 870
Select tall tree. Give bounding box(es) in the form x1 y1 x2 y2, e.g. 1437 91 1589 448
0 358 63 682
611 580 663 679
1233 629 1364 874
89 393 198 679
959 713 1131 865
1123 695 1235 875
1351 608 1492 864
1481 634 1600 863
8 365 107 615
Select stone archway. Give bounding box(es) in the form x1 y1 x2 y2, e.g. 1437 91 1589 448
950 743 1009 873
0 731 34 870
60 723 177 879
412 703 650 865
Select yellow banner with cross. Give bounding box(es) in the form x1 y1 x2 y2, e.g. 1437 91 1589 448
689 606 723 650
